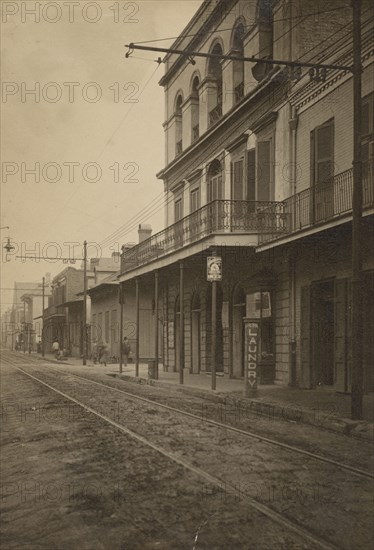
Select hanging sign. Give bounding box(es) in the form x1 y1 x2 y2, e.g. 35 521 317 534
207 256 222 282
244 321 259 395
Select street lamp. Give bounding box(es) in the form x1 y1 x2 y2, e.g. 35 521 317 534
1 227 15 254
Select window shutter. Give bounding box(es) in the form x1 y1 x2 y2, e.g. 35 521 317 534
232 159 244 200
247 149 256 202
314 119 334 184
257 141 271 201
310 129 315 186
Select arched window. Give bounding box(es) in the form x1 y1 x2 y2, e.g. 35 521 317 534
232 22 245 102
207 159 223 201
175 93 183 155
207 42 223 126
252 0 274 82
191 75 200 142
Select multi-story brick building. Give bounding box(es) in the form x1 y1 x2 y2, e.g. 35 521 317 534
43 255 120 356
119 0 373 392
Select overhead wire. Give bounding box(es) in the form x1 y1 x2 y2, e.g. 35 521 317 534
99 9 369 250
100 6 351 247
133 5 352 45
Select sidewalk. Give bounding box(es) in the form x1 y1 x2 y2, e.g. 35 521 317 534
38 352 374 441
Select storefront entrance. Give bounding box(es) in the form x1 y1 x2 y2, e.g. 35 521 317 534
311 280 335 386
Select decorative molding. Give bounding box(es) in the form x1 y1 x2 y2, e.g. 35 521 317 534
250 111 278 134
225 133 248 153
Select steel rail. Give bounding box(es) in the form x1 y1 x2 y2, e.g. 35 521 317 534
5 354 373 481
8 362 339 550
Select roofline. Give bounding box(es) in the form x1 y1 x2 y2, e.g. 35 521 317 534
159 0 236 87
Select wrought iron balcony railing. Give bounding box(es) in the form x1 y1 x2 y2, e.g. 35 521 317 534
122 200 286 273
259 166 374 244
44 304 65 318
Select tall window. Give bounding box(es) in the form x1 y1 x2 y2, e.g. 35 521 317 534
247 149 256 202
207 160 223 201
174 197 184 222
191 76 200 142
310 118 334 221
232 22 245 103
207 43 223 126
190 188 200 212
231 158 244 200
257 139 274 201
311 118 335 185
175 94 183 155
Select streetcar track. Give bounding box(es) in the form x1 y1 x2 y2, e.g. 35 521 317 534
8 355 373 482
7 362 339 550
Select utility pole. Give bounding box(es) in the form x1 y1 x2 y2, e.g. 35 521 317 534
42 276 45 357
179 262 184 385
211 280 217 391
23 301 26 353
83 240 87 366
119 282 124 374
155 271 159 380
351 0 363 420
135 278 140 377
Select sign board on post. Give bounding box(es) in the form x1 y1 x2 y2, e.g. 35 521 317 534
207 256 222 282
244 320 259 396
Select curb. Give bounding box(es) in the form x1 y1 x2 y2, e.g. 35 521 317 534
113 373 374 443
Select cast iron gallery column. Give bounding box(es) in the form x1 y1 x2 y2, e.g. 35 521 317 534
179 261 184 384
155 271 159 380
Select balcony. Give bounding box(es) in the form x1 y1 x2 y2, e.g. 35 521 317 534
192 124 199 142
259 167 374 245
44 304 65 318
122 200 286 273
209 103 223 127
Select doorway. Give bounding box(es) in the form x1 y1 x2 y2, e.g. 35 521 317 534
175 295 180 372
232 286 246 377
191 292 201 374
311 280 335 386
205 284 224 373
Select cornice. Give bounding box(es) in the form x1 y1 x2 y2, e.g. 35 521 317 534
159 0 237 87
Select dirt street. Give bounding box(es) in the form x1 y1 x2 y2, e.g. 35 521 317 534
1 352 373 549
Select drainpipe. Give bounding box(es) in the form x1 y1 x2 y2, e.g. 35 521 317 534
288 105 298 386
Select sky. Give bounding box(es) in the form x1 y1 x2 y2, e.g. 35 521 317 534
1 0 203 314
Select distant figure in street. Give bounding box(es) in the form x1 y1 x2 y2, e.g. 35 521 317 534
52 340 60 358
36 335 42 354
98 342 108 366
92 342 98 364
122 337 131 367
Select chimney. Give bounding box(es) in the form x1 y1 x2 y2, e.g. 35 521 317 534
138 224 152 243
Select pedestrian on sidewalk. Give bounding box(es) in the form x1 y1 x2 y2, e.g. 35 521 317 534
52 339 60 359
98 341 108 366
121 337 131 367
